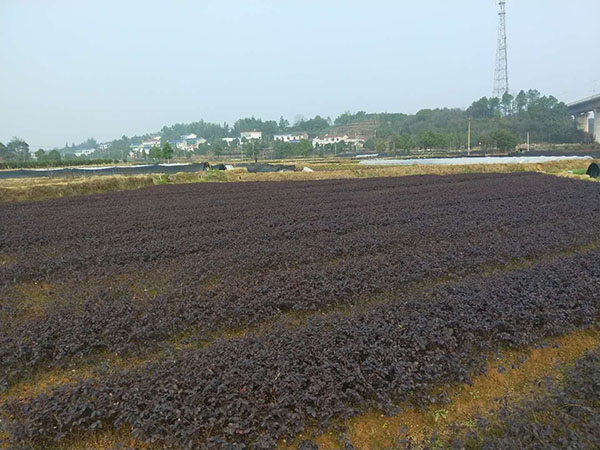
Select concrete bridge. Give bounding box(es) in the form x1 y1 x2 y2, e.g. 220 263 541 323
568 94 600 143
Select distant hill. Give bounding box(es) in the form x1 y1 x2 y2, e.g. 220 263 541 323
15 89 587 161
326 120 380 138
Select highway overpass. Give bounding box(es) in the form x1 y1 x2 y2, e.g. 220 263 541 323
568 94 600 143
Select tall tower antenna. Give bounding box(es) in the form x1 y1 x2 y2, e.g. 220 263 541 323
493 0 509 98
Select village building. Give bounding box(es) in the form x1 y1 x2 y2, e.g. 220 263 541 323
240 130 262 140
312 134 365 148
131 136 162 156
273 132 309 143
170 133 207 152
74 149 96 157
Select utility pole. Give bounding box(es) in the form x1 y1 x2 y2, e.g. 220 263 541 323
526 131 530 153
467 117 472 156
493 1 509 98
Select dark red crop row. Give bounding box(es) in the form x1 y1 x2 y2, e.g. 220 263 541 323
1 174 600 391
440 345 600 450
1 173 598 285
4 248 600 448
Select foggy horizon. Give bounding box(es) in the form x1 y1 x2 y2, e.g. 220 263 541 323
1 0 599 148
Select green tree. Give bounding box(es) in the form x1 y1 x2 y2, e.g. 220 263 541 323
393 133 413 152
501 92 514 116
375 139 387 152
491 129 518 151
106 135 131 160
195 142 211 155
296 139 312 157
416 130 436 149
334 111 354 126
273 140 292 158
160 120 228 142
34 149 46 160
468 97 494 118
514 90 527 115
211 140 226 157
278 116 289 132
149 145 162 160
47 149 61 160
233 117 265 135
488 97 501 116
293 115 329 135
363 139 375 150
526 89 541 105
7 138 30 160
161 142 174 160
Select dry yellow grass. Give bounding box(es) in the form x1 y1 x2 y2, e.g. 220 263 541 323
0 175 157 203
1 159 596 204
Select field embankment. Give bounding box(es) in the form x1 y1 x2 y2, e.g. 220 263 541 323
0 158 596 203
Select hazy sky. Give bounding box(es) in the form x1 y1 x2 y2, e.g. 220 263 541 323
1 0 599 148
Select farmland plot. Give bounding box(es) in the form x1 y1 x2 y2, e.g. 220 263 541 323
1 173 600 448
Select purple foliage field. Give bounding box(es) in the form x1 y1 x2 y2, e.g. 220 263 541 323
1 173 600 448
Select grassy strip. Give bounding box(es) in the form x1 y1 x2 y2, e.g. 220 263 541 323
0 159 596 204
0 175 157 203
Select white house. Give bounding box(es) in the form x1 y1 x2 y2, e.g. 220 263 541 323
132 136 162 155
345 137 366 147
312 135 365 148
74 148 96 157
240 130 262 140
222 137 238 145
129 136 163 158
312 135 348 146
167 134 208 152
274 132 309 143
179 134 207 151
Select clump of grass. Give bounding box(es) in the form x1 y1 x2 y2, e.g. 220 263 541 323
0 175 156 203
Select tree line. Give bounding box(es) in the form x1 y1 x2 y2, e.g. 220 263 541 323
2 89 591 164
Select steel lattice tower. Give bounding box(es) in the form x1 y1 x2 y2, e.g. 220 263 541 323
493 1 509 98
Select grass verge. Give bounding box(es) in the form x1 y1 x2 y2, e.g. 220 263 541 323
1 159 597 204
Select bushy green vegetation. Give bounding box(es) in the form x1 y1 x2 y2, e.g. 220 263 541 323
160 120 229 142
147 142 174 160
59 137 98 154
362 89 586 151
0 138 31 161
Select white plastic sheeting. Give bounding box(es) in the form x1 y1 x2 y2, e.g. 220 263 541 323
359 156 593 166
